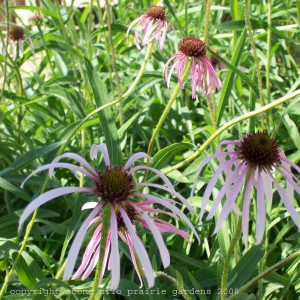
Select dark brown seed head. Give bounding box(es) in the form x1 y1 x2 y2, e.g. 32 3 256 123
145 5 166 21
238 132 281 167
9 26 25 41
179 37 206 58
97 167 134 203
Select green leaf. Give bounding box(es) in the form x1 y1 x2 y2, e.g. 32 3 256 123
0 177 31 201
84 57 122 166
227 244 265 290
283 114 300 150
152 143 195 170
11 252 38 289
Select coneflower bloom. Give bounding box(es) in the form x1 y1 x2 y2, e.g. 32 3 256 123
19 143 198 289
127 5 168 50
164 37 222 98
191 132 300 245
9 26 34 57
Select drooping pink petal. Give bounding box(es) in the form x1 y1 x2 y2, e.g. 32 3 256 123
147 216 190 240
130 202 170 268
119 205 154 288
276 167 300 195
255 169 266 244
19 187 95 230
135 193 200 243
207 162 244 220
124 231 143 286
136 182 195 214
201 159 241 220
110 206 120 290
90 143 110 167
72 227 102 279
19 40 24 56
279 150 300 174
63 202 103 280
51 152 98 176
261 170 273 202
166 56 182 88
129 165 175 191
267 169 300 229
28 38 35 55
190 151 239 202
135 204 178 219
82 202 98 210
21 163 96 188
159 23 167 50
177 55 187 88
126 16 142 37
81 232 111 281
124 152 152 170
213 166 248 234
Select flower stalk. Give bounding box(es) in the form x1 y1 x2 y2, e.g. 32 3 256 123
148 59 192 157
90 203 111 300
162 89 300 175
244 0 265 129
123 41 154 99
227 250 300 300
221 217 242 300
156 272 191 300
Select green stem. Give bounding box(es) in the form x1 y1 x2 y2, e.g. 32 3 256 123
123 41 154 99
53 0 77 79
227 250 300 300
266 1 271 104
244 0 265 129
147 59 192 157
89 204 111 300
156 272 191 300
221 218 242 300
0 209 39 298
37 24 55 75
266 1 273 127
203 0 218 132
162 89 300 175
203 0 212 45
0 0 10 101
105 0 123 127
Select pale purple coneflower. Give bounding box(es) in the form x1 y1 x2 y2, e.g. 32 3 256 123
164 37 222 98
127 5 168 50
9 26 34 57
191 132 300 245
19 143 199 289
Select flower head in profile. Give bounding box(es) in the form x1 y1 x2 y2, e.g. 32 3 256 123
127 5 168 50
19 143 198 289
164 37 222 98
191 132 300 245
29 13 43 26
9 26 34 57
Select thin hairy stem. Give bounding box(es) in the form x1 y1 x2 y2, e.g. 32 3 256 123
147 59 192 157
0 208 39 297
244 0 265 129
89 204 111 300
123 41 154 98
105 0 123 126
227 250 300 300
221 218 242 300
162 89 300 175
203 0 212 45
156 272 191 300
